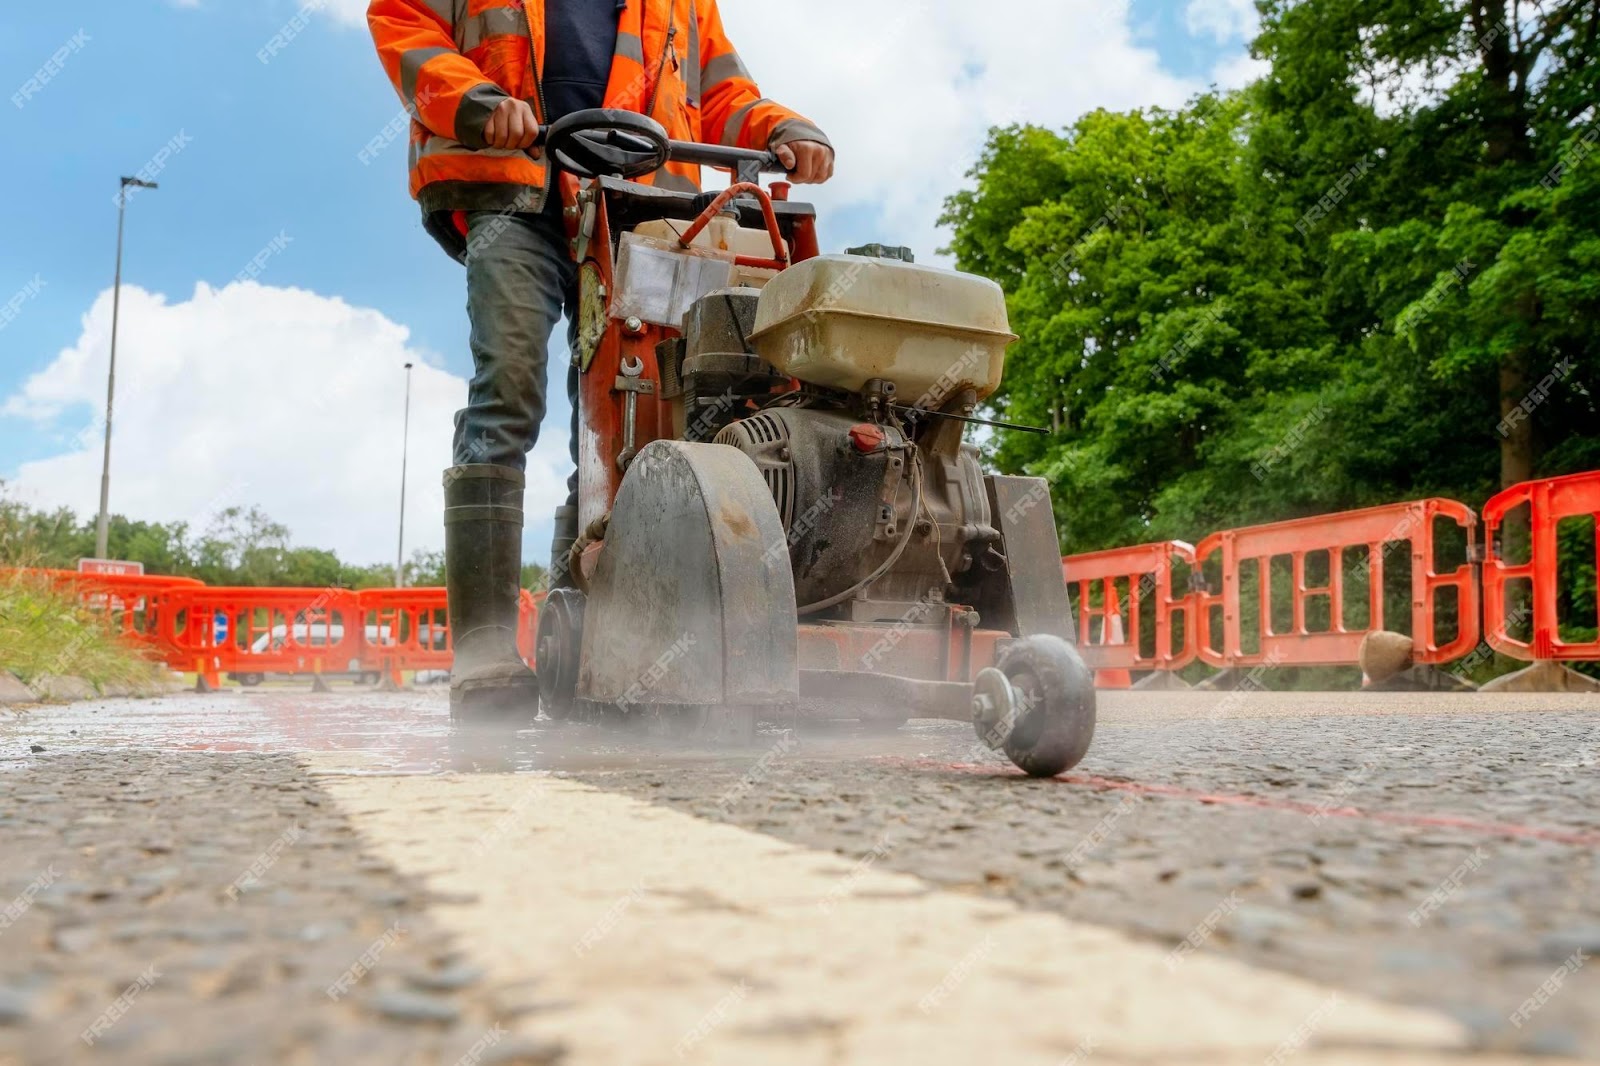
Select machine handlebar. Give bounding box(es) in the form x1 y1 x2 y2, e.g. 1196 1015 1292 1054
537 108 786 185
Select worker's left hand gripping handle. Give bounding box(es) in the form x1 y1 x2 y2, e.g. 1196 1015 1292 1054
368 0 507 148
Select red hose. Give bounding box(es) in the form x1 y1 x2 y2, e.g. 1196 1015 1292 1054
675 182 788 269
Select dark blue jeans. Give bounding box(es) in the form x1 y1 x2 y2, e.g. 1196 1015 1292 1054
453 209 580 510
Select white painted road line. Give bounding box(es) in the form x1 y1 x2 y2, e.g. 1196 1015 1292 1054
312 765 1497 1065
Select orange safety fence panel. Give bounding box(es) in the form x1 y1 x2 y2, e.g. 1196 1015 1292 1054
1482 471 1600 663
159 586 366 684
1061 541 1198 674
6 568 566 682
1193 499 1480 668
351 587 543 677
357 587 452 675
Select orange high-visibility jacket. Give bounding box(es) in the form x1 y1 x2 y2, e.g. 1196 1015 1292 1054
368 0 829 217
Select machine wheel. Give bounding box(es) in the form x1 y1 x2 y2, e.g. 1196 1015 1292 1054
536 587 585 721
359 671 381 686
974 635 1096 778
238 673 263 688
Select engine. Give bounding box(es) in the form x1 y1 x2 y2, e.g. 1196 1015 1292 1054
668 260 1013 621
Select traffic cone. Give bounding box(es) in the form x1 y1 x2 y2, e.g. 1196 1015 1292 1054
1095 614 1133 689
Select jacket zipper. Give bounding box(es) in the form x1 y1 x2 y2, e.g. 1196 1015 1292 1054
522 3 551 209
643 4 678 120
523 5 549 125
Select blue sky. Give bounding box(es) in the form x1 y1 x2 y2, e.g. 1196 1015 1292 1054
1 2 460 468
0 1 1254 564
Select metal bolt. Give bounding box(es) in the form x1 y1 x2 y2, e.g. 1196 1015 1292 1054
624 316 644 334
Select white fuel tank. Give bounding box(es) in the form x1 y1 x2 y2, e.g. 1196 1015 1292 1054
748 254 1016 402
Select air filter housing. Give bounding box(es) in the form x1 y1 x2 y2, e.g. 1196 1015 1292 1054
748 254 1015 402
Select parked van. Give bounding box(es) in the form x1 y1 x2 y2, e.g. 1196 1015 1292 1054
228 623 393 687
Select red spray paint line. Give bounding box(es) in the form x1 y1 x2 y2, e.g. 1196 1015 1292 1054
876 758 1600 848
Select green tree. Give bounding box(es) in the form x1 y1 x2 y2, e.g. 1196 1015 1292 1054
1255 0 1600 496
942 0 1599 556
0 488 448 591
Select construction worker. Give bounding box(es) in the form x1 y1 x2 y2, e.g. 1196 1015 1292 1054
367 1 833 717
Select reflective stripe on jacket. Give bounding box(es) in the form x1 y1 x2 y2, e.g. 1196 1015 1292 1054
367 0 830 216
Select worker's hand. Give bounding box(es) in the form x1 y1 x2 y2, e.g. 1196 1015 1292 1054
774 140 834 184
484 98 540 151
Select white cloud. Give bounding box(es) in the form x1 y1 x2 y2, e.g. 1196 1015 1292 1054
1211 50 1270 91
716 0 1202 262
1184 0 1259 43
316 0 369 27
2 282 572 566
292 0 1212 262
191 2 1222 262
14 2 1254 568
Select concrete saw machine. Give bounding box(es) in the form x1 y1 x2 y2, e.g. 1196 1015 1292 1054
528 110 1095 777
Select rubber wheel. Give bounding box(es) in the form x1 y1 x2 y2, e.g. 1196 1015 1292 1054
239 674 262 687
995 635 1096 778
537 588 585 721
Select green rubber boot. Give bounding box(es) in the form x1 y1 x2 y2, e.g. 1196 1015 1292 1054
444 465 539 723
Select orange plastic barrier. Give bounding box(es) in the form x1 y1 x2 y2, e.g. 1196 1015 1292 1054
159 586 366 687
354 587 543 679
9 567 538 685
28 472 1599 688
1194 499 1480 668
1061 541 1198 676
358 587 452 680
1482 470 1600 662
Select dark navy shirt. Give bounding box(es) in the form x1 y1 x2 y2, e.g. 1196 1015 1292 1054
543 0 624 124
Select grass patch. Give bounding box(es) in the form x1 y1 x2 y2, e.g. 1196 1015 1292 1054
0 569 167 695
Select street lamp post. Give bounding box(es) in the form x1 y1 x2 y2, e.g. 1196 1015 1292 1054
395 362 414 587
95 176 159 560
